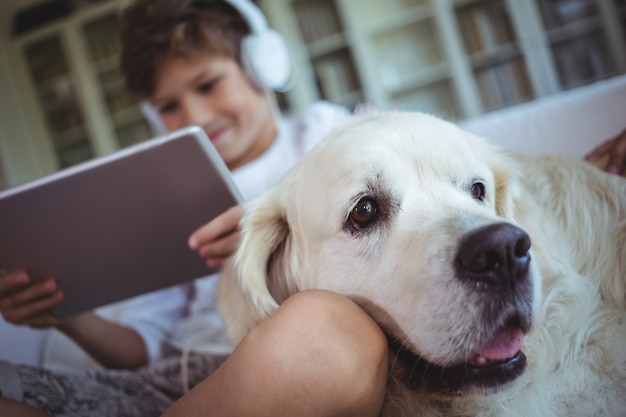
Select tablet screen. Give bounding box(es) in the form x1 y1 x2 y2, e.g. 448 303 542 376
0 126 243 317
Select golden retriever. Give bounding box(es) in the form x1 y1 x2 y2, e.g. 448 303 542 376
219 112 626 416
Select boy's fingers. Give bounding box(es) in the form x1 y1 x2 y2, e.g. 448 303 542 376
584 138 614 161
189 204 243 249
197 230 241 259
606 150 626 174
0 272 29 295
2 291 64 326
585 130 626 166
0 279 57 310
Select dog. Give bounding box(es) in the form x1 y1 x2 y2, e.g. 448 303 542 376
219 112 626 416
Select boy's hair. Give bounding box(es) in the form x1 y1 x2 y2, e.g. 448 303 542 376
120 0 251 99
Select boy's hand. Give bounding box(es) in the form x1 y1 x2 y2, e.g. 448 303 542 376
188 204 244 270
0 271 64 328
584 129 626 175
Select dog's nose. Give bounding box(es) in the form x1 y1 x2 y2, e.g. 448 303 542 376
455 223 531 290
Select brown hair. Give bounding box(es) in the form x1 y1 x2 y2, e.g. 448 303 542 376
120 0 251 98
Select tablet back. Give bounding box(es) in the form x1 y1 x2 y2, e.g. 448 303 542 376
0 126 244 317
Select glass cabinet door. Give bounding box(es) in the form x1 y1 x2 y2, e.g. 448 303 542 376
455 0 534 112
536 0 618 89
363 0 455 115
24 35 94 168
82 12 152 149
293 0 365 110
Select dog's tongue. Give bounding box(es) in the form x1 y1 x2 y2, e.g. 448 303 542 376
477 327 524 360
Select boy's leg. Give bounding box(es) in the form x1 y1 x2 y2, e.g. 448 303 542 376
0 353 227 417
0 398 50 417
0 361 46 416
162 289 389 417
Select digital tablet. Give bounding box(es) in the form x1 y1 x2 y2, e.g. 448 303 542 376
0 126 244 317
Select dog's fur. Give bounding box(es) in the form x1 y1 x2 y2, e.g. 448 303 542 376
219 112 626 416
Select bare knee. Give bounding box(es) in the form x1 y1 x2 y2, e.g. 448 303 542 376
277 290 388 368
0 398 50 417
246 289 389 416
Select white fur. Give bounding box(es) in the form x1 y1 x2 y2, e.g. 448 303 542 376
219 112 626 416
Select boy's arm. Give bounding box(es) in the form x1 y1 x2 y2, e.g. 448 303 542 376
0 271 147 369
56 312 148 369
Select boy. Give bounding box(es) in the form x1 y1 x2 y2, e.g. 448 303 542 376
0 1 388 416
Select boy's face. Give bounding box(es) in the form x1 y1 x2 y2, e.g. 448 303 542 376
149 54 277 170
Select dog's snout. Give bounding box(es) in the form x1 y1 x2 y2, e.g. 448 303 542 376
455 223 531 289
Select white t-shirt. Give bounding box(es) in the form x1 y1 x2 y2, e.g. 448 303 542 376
0 101 350 369
172 101 351 354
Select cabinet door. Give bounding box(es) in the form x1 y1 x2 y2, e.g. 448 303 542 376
82 12 152 149
454 0 534 112
23 35 95 169
355 0 460 117
536 0 620 89
292 0 365 109
265 0 625 119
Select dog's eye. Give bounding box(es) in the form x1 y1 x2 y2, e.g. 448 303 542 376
349 197 379 229
470 182 485 200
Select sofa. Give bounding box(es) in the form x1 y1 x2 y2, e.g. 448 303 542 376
2 74 625 372
460 74 626 161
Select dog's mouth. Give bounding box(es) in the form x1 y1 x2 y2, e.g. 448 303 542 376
389 319 528 395
468 325 524 367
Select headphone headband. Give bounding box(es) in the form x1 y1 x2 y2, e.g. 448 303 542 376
223 0 268 34
217 0 294 92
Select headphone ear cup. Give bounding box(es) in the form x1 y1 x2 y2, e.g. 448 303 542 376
241 29 292 92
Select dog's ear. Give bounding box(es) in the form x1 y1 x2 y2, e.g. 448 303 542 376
467 132 522 222
219 188 293 344
489 153 520 221
236 192 293 313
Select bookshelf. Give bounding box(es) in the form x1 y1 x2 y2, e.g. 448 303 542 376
371 18 444 93
22 35 94 168
3 0 625 186
11 0 151 172
536 0 622 89
455 0 534 111
280 0 366 110
261 0 626 119
81 12 152 148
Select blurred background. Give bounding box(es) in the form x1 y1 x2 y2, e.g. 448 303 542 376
0 0 624 190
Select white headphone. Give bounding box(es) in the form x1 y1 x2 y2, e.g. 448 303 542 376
225 0 292 92
141 101 168 134
142 0 292 134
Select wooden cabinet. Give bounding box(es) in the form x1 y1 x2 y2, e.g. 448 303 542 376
22 33 95 168
4 0 625 187
12 0 151 172
82 12 151 149
261 0 626 120
535 0 626 88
